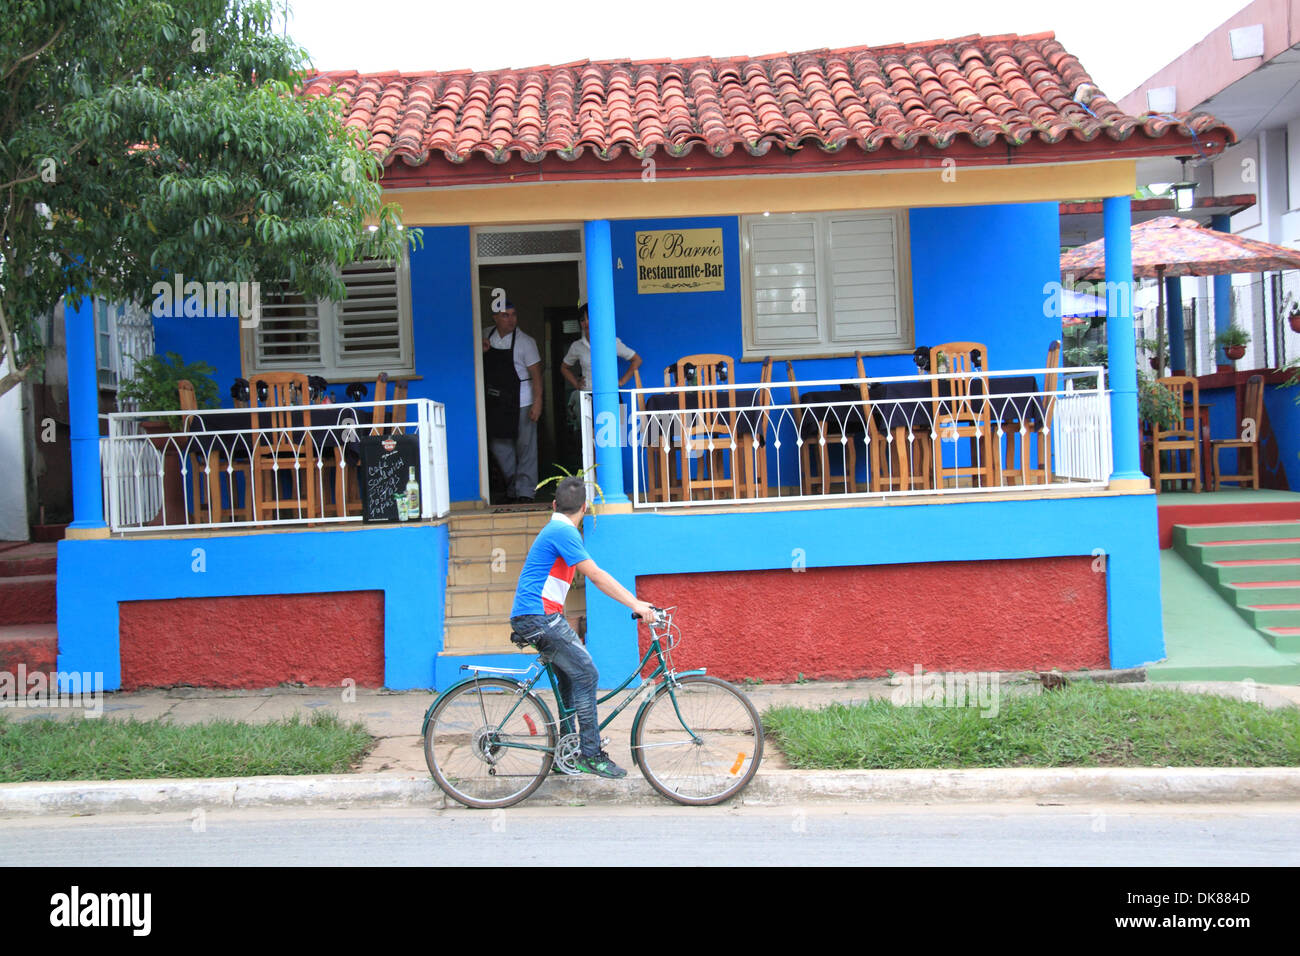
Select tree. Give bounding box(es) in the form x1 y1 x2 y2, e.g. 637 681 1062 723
0 0 414 397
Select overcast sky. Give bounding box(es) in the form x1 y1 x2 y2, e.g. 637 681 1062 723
286 0 1252 102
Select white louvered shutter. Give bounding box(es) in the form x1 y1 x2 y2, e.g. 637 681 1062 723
747 218 821 346
333 257 411 369
254 282 323 368
827 216 904 345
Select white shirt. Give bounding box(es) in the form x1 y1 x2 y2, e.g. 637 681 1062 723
563 335 636 390
486 328 541 406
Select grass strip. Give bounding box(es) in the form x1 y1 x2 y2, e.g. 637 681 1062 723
763 683 1300 769
0 710 374 782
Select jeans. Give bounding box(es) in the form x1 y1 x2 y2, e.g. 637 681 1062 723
511 613 600 758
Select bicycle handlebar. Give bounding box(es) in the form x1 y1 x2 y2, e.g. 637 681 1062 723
632 605 670 626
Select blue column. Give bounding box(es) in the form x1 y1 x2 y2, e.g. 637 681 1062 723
1165 275 1186 375
1212 214 1232 367
1104 196 1143 481
583 219 627 504
66 294 106 530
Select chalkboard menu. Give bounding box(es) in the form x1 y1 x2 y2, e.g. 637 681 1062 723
359 435 421 523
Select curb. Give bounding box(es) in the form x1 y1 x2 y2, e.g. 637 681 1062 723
3 767 1300 815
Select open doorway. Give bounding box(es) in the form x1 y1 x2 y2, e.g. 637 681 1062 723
477 260 582 505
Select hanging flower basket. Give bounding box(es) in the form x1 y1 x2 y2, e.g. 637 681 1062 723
1288 311 1300 334
1225 344 1247 360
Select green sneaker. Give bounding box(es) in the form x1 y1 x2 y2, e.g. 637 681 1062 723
575 751 627 779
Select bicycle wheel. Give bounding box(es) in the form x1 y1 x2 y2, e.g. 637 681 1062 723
424 678 556 809
631 675 764 806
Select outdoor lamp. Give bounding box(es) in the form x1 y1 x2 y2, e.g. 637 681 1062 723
1171 158 1196 212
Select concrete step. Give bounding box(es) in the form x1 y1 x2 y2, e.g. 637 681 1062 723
0 623 58 673
0 545 57 577
446 582 586 620
0 574 56 626
448 512 550 533
1204 558 1300 586
1259 627 1300 653
447 529 535 560
1238 603 1300 630
1174 521 1300 547
1185 538 1300 564
1224 580 1300 606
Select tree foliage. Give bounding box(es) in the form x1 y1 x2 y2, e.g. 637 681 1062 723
0 0 415 396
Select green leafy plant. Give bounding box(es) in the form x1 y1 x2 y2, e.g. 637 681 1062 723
117 351 218 428
1137 370 1182 431
536 462 604 502
1215 324 1250 349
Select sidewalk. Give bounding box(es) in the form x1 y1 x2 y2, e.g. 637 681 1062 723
3 675 1299 815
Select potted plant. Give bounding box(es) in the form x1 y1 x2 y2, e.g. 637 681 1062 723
117 351 219 431
116 352 219 525
1283 292 1300 334
1138 371 1182 432
1215 324 1250 362
1135 337 1163 372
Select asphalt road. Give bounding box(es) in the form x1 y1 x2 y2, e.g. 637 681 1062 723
4 803 1299 866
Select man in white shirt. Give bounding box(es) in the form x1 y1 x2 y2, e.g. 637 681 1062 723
560 305 641 429
483 301 543 503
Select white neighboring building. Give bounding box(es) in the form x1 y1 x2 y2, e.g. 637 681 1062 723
0 354 29 541
1120 0 1300 374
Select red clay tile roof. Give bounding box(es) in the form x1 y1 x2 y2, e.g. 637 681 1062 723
303 32 1233 169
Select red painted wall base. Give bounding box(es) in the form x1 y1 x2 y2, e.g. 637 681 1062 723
119 591 386 690
636 557 1108 683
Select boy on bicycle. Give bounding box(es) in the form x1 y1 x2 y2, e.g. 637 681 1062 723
510 476 656 778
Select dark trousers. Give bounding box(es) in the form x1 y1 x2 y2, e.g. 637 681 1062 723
510 612 600 757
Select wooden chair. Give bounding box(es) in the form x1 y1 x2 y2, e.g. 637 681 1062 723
736 357 773 498
785 361 857 495
177 380 251 523
633 367 675 503
929 342 997 489
1001 341 1059 486
1151 376 1202 493
857 352 931 492
250 372 321 521
670 354 738 501
1210 374 1264 491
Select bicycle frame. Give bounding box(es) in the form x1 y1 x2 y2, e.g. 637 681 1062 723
420 623 706 752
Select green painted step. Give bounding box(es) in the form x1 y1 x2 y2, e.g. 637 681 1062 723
1182 538 1300 563
1224 581 1300 606
1260 627 1300 653
1201 558 1300 586
1173 521 1300 546
1237 603 1300 630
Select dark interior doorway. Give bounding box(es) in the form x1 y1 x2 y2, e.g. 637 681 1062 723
478 261 580 504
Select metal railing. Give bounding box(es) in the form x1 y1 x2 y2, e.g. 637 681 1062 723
619 367 1112 508
102 399 450 532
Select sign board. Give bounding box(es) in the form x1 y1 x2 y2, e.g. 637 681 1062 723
359 435 421 522
635 228 725 294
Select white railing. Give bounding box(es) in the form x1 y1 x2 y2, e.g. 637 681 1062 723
102 398 450 533
620 367 1112 508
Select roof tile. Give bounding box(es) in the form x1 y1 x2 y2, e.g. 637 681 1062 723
301 33 1233 168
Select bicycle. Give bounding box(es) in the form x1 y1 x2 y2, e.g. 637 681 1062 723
421 606 763 809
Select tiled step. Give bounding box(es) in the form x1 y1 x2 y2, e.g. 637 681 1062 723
442 616 523 654
0 574 56 626
447 529 536 560
1259 627 1300 653
0 623 58 673
447 582 586 619
1174 521 1300 546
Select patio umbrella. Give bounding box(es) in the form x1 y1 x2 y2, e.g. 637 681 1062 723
1060 216 1300 370
1061 289 1107 327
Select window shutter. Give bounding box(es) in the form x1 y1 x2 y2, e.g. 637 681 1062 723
827 216 903 344
747 219 821 346
255 282 323 368
333 258 410 368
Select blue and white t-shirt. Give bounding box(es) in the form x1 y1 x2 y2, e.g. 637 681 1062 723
511 514 591 616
